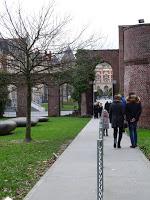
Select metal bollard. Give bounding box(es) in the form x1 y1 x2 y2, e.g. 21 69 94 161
97 118 104 200
99 118 103 139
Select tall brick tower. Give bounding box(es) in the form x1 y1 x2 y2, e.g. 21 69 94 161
119 23 150 128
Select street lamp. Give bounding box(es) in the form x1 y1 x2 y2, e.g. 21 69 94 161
112 80 117 97
93 80 97 103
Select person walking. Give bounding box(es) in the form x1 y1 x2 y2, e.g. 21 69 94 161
101 109 109 136
121 94 126 110
121 94 126 133
93 102 99 118
125 93 142 148
104 101 110 113
109 94 124 148
98 102 103 118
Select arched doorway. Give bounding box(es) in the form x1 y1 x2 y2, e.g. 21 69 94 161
75 49 119 116
94 62 113 102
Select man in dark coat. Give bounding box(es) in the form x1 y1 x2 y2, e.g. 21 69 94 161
98 102 103 117
125 93 142 148
93 102 99 118
109 94 124 148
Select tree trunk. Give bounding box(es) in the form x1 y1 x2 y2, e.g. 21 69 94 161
66 83 68 102
78 95 81 115
25 80 32 142
61 86 63 109
80 92 87 116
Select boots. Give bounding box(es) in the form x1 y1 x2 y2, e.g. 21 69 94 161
117 142 121 148
106 129 108 136
114 139 117 148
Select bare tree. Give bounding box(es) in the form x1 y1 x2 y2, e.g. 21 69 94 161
0 1 103 142
0 1 75 142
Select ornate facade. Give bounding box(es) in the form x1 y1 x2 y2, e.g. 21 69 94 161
94 62 113 95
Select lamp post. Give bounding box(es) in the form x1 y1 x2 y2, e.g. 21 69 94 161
93 80 98 103
112 80 117 97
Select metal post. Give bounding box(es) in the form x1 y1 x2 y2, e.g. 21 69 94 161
99 118 103 139
97 117 104 200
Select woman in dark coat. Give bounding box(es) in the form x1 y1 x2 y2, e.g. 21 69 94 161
125 93 142 148
109 94 124 148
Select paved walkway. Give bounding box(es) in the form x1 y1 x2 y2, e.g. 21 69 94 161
103 128 150 199
4 111 73 117
24 119 150 200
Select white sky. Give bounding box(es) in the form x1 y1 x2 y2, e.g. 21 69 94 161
1 0 150 49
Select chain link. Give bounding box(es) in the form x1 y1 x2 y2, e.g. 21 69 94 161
97 118 103 200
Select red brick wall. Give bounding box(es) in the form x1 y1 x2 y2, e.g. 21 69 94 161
123 24 150 128
124 65 150 128
124 24 150 62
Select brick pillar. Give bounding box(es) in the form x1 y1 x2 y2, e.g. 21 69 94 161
119 26 124 93
48 83 60 116
119 25 130 93
16 84 27 117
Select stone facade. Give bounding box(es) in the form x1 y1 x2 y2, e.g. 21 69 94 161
94 63 113 95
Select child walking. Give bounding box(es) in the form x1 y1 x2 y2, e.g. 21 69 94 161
101 109 109 136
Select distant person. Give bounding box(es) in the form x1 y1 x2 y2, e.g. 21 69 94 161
98 102 103 117
101 109 109 136
93 102 99 118
121 94 126 110
109 94 124 148
104 101 110 113
125 93 142 148
121 94 126 132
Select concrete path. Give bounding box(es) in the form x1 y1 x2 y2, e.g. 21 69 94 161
24 118 150 200
24 118 99 200
104 129 150 200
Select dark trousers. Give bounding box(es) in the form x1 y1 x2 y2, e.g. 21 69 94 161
128 122 137 146
94 112 98 118
103 129 108 136
113 127 123 146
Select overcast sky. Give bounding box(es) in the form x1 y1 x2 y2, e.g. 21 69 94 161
1 0 150 49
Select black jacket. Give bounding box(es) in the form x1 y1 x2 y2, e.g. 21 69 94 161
125 102 142 122
109 101 124 128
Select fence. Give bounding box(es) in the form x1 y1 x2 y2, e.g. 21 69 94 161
97 117 104 200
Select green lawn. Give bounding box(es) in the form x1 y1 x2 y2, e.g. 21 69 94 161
42 102 78 111
138 129 150 160
0 117 90 200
